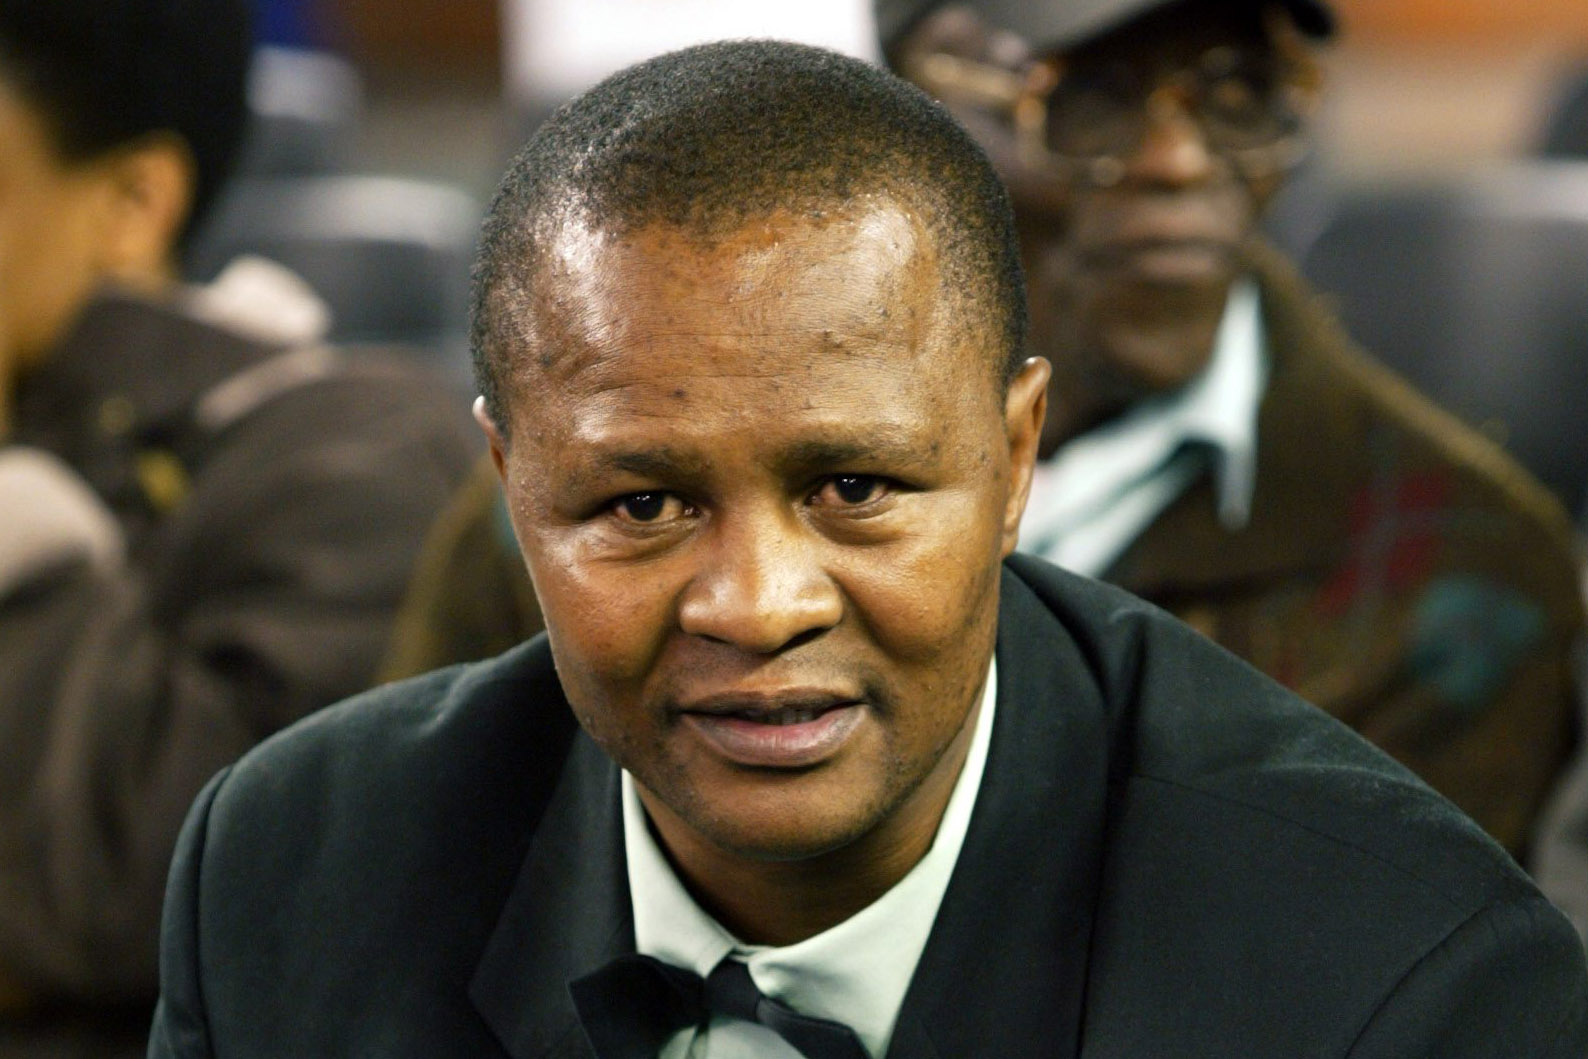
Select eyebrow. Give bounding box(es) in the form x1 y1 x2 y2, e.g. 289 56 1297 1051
776 433 936 473
594 447 714 481
579 428 939 484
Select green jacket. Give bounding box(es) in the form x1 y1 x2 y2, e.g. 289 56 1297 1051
1107 243 1582 858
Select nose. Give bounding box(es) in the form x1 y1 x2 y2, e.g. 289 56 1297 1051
677 510 843 654
1122 86 1217 187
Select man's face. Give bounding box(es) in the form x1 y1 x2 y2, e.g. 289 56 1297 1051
0 77 122 382
904 1 1310 442
487 203 1045 867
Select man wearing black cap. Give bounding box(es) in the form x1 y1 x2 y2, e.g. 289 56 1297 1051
882 0 1584 862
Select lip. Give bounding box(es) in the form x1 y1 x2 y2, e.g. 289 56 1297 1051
678 692 866 769
1085 237 1235 283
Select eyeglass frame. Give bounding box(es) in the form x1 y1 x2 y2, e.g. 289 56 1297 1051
902 31 1318 189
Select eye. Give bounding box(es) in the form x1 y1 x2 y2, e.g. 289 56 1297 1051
612 491 691 524
1204 72 1265 122
813 475 889 508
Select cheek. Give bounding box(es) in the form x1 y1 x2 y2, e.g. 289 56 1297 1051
852 539 1001 770
529 548 671 768
1243 173 1281 223
840 489 1005 665
1018 214 1076 294
1 189 107 365
1209 178 1268 238
498 452 680 690
523 529 677 686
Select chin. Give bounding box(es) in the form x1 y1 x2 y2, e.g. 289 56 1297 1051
1091 313 1222 396
708 825 866 865
677 770 898 864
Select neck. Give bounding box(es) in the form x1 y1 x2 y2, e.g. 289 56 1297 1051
656 823 937 947
638 693 983 947
1039 377 1128 457
1037 308 1231 458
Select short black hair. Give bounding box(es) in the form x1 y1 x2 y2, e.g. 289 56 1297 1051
0 0 254 243
472 39 1027 433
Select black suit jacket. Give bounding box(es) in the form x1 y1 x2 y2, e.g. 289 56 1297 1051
148 558 1588 1057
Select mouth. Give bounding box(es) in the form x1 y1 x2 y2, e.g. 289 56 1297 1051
1085 238 1236 284
678 694 865 769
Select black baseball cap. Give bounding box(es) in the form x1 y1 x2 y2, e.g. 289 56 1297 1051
878 0 1336 57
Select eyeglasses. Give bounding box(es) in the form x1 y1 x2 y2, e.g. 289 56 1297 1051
905 44 1312 187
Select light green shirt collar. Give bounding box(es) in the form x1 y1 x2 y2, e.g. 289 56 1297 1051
1019 279 1268 577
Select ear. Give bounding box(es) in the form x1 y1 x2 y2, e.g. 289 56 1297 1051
473 396 510 482
1244 12 1325 209
95 133 195 283
1268 6 1325 122
1000 356 1050 557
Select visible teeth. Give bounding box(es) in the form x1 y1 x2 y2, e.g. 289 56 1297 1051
734 709 820 725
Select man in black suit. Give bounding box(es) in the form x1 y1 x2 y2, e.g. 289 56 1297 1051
149 39 1587 1058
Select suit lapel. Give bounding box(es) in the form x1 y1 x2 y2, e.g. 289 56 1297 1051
888 568 1115 1058
471 732 633 1059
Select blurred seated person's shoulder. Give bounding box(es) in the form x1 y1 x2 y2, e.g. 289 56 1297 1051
0 0 477 1045
382 453 542 680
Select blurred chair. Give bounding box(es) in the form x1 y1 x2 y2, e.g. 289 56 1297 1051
1539 63 1588 160
235 46 363 177
189 175 482 377
1300 162 1588 515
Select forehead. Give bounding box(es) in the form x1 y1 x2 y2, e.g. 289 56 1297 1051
490 202 1009 467
513 202 971 399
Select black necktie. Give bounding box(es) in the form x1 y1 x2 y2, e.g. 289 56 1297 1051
569 953 870 1059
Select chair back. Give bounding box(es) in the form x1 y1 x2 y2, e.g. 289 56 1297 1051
236 47 364 177
1540 63 1588 160
189 175 482 376
1301 162 1588 515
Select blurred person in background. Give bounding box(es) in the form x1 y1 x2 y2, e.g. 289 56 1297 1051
0 0 476 1053
882 0 1584 863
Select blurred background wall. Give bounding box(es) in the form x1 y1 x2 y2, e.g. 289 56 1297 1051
1324 0 1588 175
295 0 1588 190
276 0 506 197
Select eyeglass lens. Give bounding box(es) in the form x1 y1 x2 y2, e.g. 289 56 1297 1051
1044 46 1299 159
